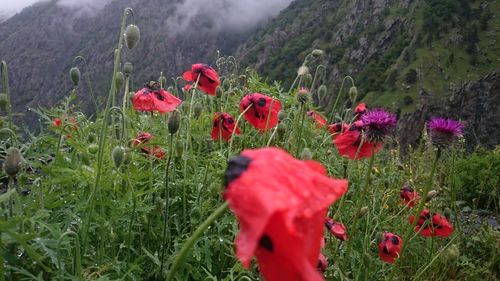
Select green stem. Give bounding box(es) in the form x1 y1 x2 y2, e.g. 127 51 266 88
160 133 175 274
0 61 13 131
294 102 306 157
328 76 355 123
228 104 253 158
165 202 229 281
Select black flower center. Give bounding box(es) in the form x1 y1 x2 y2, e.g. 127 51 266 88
257 97 267 107
154 92 164 101
259 234 274 252
390 236 399 245
224 156 252 187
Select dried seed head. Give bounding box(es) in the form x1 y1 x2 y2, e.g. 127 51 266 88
300 148 313 160
4 147 22 177
115 72 124 91
168 110 180 134
124 24 140 49
0 93 8 111
112 146 126 168
123 62 133 76
70 67 81 87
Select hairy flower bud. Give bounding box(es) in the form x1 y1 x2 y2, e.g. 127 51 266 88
168 110 180 134
123 62 133 76
215 86 223 98
124 24 140 49
223 79 231 91
304 74 313 88
444 207 452 220
115 72 124 91
159 74 167 88
70 67 81 87
277 123 287 139
278 110 286 121
193 103 203 119
425 190 438 202
311 49 324 57
297 65 309 76
0 93 8 111
112 146 126 168
87 144 99 155
175 140 184 158
359 206 369 218
318 85 327 98
348 86 358 105
297 88 310 103
446 244 460 261
4 147 22 177
300 148 313 160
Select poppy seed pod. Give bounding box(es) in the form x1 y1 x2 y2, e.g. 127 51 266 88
277 123 287 139
115 72 124 90
363 253 372 268
70 67 81 87
300 148 313 160
159 74 167 88
215 86 223 98
4 147 22 177
304 74 313 87
0 93 8 111
175 140 183 157
123 62 133 76
425 190 438 202
348 86 358 105
318 85 327 98
87 144 99 155
190 207 202 223
168 110 180 134
278 110 286 121
124 24 140 49
112 146 126 168
297 88 310 103
297 65 309 76
446 244 460 261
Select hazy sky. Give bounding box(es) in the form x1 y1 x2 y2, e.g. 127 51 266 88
0 0 41 16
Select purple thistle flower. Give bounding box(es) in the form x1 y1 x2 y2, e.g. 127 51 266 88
361 109 397 143
427 117 464 147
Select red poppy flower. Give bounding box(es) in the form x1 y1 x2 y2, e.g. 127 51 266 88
211 112 241 142
317 254 327 273
239 93 282 132
333 125 382 160
307 111 327 128
325 219 347 241
53 118 62 127
409 209 453 237
131 132 165 160
183 84 192 92
378 232 403 264
400 185 420 207
224 147 348 281
328 123 348 140
182 63 220 96
355 103 367 117
132 82 182 114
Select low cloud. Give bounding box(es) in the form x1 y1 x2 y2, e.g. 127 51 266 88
168 0 294 33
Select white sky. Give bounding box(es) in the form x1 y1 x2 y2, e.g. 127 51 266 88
0 0 41 16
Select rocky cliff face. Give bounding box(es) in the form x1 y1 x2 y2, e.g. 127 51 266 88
397 70 500 155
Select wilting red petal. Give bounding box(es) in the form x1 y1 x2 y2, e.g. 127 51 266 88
325 219 347 241
239 93 282 132
132 132 153 146
400 186 420 207
378 232 402 264
224 148 348 281
143 145 166 160
307 111 327 128
355 103 367 115
211 112 241 142
333 129 382 160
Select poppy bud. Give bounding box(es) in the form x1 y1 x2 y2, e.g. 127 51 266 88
318 85 327 98
123 62 133 76
168 110 180 134
304 74 313 87
159 74 167 88
297 88 310 103
363 253 372 268
348 86 358 105
215 86 223 98
444 207 452 220
223 79 231 91
88 144 99 155
190 207 202 223
193 103 203 119
277 123 287 139
155 196 164 212
446 244 460 261
80 153 90 166
311 49 325 57
278 110 286 121
115 72 124 90
70 67 81 87
425 190 438 202
112 146 126 168
358 206 369 218
300 148 313 160
175 140 183 157
87 134 96 143
124 24 140 49
0 93 8 111
4 147 22 177
297 65 309 76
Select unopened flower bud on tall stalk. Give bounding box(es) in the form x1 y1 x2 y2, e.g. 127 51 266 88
304 73 313 88
317 84 327 101
112 146 126 168
124 24 140 49
168 110 180 135
297 65 309 76
193 103 203 119
159 72 167 89
215 86 223 98
115 72 124 91
311 49 325 57
123 62 133 77
0 93 8 111
70 67 80 87
297 88 310 104
4 147 21 178
222 78 231 91
348 86 358 105
300 148 313 160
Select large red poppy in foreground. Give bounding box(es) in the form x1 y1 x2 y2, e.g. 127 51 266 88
224 147 348 281
182 63 220 96
132 82 182 114
211 112 241 142
239 93 282 132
